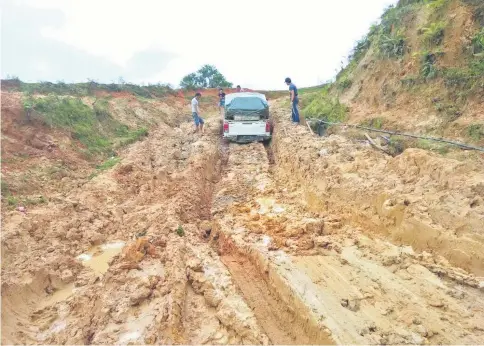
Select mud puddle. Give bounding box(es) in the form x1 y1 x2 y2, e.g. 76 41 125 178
77 241 125 274
40 283 76 308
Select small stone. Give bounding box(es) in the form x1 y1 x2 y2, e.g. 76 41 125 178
187 258 203 272
204 289 222 308
429 299 444 308
89 231 105 246
411 332 424 344
341 298 360 311
415 324 427 336
61 269 74 283
129 287 152 306
151 236 167 248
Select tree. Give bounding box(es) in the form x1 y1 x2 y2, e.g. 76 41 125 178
180 65 233 89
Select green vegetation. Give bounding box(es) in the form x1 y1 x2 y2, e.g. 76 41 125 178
387 137 406 156
336 77 352 91
88 157 121 179
421 21 447 46
418 50 443 79
4 194 47 207
425 0 450 12
176 225 185 237
1 181 10 196
180 65 232 89
6 80 174 98
115 126 149 146
360 117 385 129
96 157 121 171
443 58 484 91
471 28 484 55
301 86 348 122
414 138 451 154
400 75 422 87
431 97 462 121
376 30 407 58
466 124 483 141
23 95 148 156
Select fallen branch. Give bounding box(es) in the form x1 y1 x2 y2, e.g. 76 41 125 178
364 133 393 156
306 121 314 135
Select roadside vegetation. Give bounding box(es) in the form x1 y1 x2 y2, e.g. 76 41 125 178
300 85 348 122
22 94 148 157
3 77 175 98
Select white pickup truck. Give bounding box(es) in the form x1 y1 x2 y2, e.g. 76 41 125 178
222 92 272 143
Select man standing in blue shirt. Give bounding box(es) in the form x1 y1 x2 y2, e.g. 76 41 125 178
285 77 300 124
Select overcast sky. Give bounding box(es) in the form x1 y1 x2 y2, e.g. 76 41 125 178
2 0 397 90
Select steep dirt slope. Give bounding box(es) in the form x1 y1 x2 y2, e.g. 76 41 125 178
306 0 484 146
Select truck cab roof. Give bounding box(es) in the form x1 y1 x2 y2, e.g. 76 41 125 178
225 92 267 104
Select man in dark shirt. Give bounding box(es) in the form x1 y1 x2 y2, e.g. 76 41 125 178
218 88 226 118
285 77 300 124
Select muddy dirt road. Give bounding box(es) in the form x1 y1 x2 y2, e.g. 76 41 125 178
2 101 484 344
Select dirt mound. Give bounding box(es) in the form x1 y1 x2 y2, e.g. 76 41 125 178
209 120 484 344
271 105 484 276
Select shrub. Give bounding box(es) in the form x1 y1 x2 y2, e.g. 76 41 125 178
24 95 149 156
95 157 121 171
471 28 484 55
421 21 447 46
420 51 440 79
377 30 407 58
176 225 185 237
337 78 353 91
302 89 348 123
361 117 385 129
467 124 483 141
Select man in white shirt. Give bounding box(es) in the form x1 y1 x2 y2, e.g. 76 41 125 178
191 92 204 133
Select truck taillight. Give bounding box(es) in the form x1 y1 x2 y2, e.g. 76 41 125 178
223 122 229 133
265 121 271 133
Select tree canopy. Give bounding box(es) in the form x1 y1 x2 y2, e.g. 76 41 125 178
180 65 233 89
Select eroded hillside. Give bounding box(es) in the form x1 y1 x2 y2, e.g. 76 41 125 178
302 0 483 148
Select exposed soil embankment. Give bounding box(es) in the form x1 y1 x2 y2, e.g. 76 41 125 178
271 106 484 277
209 134 484 344
1 114 268 345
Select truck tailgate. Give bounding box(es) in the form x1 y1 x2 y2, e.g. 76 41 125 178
225 121 268 136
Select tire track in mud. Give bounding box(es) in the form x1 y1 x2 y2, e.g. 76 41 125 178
211 141 334 345
209 134 484 345
1 119 268 345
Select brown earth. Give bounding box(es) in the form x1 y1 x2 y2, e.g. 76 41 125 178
2 92 484 344
338 0 484 144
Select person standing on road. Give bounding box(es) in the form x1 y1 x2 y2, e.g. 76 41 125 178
191 92 204 134
218 88 226 117
236 85 242 93
285 77 300 124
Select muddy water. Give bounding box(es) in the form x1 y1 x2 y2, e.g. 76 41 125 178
39 283 76 308
77 241 125 274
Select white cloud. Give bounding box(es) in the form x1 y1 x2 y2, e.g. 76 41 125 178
19 0 397 88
